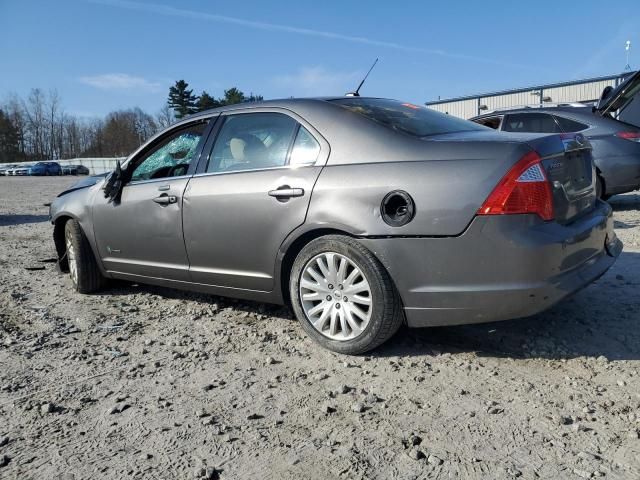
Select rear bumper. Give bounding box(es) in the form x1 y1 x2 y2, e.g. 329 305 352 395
360 201 621 327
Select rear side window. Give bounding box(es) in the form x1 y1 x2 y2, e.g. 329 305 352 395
503 113 561 133
331 98 485 137
289 126 320 166
554 116 589 132
474 116 502 129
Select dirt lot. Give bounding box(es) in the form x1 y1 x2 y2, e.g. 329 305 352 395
0 176 639 480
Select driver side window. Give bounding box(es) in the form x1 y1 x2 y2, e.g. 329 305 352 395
130 122 207 182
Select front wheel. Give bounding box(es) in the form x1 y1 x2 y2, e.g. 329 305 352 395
64 219 106 293
289 235 403 354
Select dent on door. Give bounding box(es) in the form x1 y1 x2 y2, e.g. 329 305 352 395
182 167 322 292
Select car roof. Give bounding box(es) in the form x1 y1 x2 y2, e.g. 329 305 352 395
184 96 389 120
472 105 595 119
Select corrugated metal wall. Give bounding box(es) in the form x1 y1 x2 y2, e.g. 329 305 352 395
426 74 626 119
481 91 536 111
543 79 616 104
427 99 477 118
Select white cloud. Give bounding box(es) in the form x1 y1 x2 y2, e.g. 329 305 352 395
273 66 362 96
79 73 162 92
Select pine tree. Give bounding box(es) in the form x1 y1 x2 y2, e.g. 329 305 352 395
196 91 222 112
246 93 264 103
222 87 245 105
167 80 197 119
0 109 20 163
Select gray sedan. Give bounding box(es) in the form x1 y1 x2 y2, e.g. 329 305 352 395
471 70 640 199
49 97 622 354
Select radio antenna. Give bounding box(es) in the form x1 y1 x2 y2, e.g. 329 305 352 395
346 58 378 97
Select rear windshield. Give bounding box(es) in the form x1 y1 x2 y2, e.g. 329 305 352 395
331 98 485 137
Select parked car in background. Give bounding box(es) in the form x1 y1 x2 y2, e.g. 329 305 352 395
75 165 90 175
61 164 77 175
27 161 62 176
471 71 640 199
50 97 621 354
0 164 20 175
62 164 90 175
9 164 33 176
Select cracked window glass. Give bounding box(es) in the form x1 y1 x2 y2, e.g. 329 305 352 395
131 122 207 181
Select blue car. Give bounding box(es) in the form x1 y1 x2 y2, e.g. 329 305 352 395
29 162 62 176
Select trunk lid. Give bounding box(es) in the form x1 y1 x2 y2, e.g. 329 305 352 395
595 70 640 117
532 133 596 224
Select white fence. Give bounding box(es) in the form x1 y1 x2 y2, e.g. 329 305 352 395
0 158 125 175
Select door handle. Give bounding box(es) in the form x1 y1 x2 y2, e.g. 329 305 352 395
268 187 305 199
153 194 178 205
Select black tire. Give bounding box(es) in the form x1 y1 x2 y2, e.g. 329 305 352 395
289 235 404 354
64 219 105 293
596 175 604 200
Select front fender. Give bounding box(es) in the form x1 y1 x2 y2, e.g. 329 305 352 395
50 185 108 276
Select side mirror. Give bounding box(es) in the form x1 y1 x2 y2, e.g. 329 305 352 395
103 160 124 203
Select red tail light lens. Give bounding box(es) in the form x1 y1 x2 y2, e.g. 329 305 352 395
478 151 554 221
616 131 640 142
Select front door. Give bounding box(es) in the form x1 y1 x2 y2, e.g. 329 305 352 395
92 119 210 281
183 110 328 292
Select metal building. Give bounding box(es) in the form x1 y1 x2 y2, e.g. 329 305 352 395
425 72 635 120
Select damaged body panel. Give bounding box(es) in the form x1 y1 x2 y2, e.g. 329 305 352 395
50 97 621 353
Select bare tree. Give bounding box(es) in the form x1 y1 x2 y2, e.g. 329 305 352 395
156 104 175 130
24 89 47 159
47 89 62 159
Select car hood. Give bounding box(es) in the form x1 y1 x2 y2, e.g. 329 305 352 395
57 172 109 197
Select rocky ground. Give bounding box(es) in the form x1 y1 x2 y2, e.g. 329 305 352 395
0 176 639 480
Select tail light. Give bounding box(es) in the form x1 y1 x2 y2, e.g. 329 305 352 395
615 131 640 142
478 151 554 221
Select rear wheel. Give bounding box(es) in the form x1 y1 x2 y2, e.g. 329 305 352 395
596 175 611 201
289 235 403 354
64 219 105 293
596 175 604 199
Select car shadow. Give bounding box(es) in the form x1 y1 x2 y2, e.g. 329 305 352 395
375 250 640 362
609 193 640 211
0 214 50 227
90 252 640 362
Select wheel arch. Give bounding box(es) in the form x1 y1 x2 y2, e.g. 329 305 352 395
52 212 104 275
52 214 77 272
278 227 355 307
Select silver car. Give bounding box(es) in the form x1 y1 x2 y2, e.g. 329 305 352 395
49 98 622 354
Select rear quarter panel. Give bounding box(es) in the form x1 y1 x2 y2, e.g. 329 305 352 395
307 133 532 236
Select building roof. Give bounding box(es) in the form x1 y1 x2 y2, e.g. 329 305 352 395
425 71 635 106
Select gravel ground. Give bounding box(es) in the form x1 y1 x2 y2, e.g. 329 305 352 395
0 176 639 480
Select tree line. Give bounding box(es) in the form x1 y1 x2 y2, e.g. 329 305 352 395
0 80 262 163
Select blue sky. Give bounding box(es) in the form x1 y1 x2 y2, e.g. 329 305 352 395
1 0 638 118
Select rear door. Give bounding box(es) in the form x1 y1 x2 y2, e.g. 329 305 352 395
183 109 329 292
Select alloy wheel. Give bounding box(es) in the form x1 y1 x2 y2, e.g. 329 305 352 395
65 228 78 286
299 252 372 341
